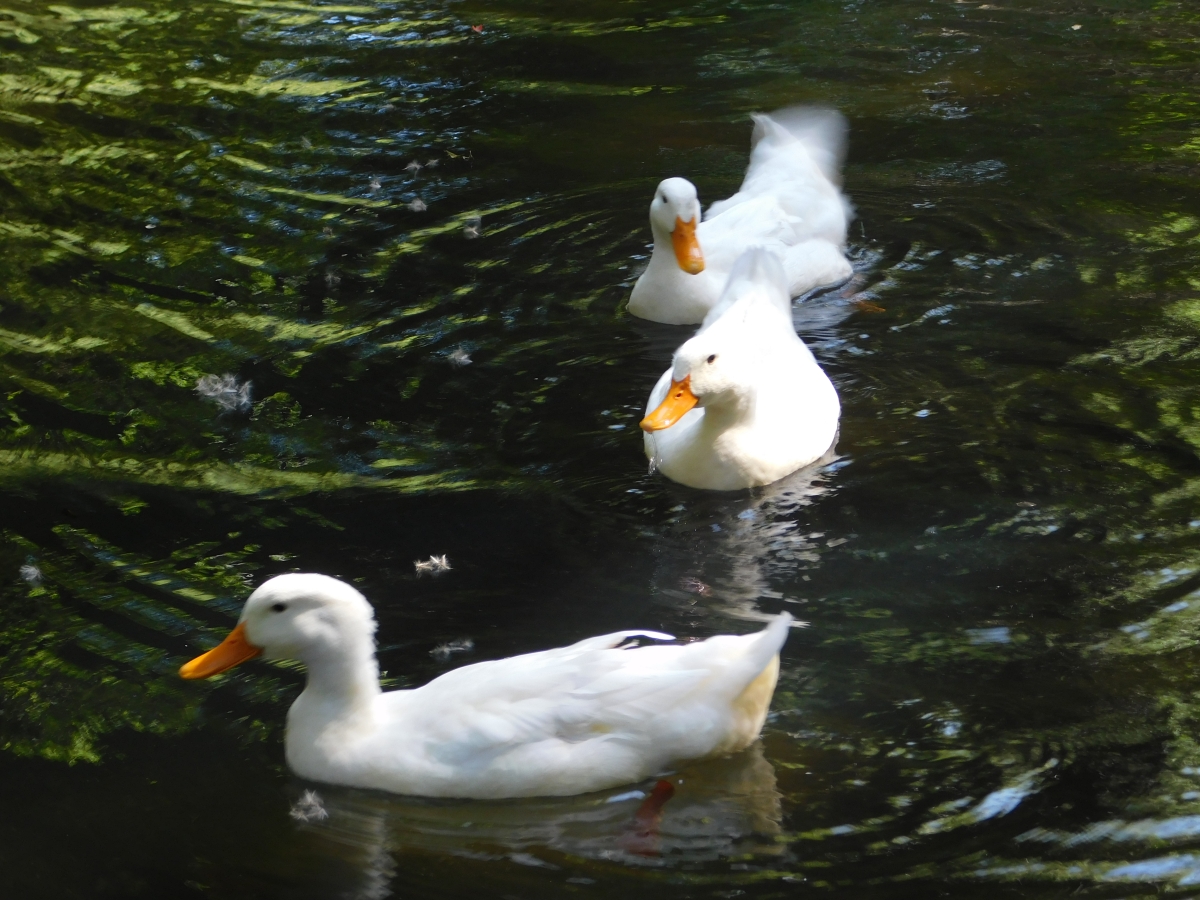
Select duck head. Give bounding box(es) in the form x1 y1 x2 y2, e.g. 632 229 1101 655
180 573 377 679
639 327 752 432
649 177 705 275
642 248 793 433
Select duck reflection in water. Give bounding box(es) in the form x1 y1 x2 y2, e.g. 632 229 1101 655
285 742 781 891
650 451 839 626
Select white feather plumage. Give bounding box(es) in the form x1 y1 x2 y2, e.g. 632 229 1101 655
628 106 854 325
188 573 791 799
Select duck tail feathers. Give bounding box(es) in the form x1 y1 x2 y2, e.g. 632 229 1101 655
724 612 793 700
755 611 793 660
703 247 791 328
751 106 848 185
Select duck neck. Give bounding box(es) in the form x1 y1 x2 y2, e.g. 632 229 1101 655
298 637 382 717
648 218 678 271
700 390 755 433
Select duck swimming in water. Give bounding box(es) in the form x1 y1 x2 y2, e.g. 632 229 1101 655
180 573 792 799
641 247 841 490
628 106 854 325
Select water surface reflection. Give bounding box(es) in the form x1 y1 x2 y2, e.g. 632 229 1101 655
8 0 1200 897
295 745 781 889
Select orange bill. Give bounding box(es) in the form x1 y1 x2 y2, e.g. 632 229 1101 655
179 621 262 680
641 376 698 432
671 216 705 275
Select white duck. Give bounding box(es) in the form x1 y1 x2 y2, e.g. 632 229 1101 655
180 573 792 799
628 106 854 325
641 247 840 491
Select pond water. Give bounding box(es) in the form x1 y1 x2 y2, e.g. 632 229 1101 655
4 0 1200 897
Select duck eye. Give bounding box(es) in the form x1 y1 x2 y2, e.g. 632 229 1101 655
707 354 717 364
271 602 287 613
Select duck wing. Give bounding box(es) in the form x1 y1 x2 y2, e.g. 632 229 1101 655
409 617 792 766
698 195 799 272
702 193 852 299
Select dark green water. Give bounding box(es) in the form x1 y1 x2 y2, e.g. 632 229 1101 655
5 0 1200 896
